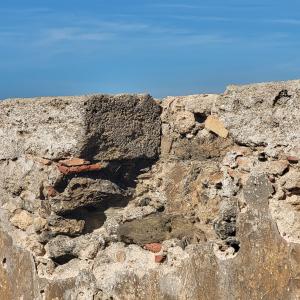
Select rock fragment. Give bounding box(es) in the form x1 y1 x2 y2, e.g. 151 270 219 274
174 111 195 134
118 214 205 245
10 210 34 230
204 115 229 138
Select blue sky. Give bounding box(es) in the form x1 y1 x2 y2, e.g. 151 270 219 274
0 0 300 99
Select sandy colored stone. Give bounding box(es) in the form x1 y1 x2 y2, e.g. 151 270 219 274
1 81 300 299
10 210 34 230
205 115 229 138
33 217 47 232
173 111 195 134
265 160 289 175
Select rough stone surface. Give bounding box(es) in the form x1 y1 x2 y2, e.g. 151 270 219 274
1 81 300 299
0 94 161 161
217 80 300 154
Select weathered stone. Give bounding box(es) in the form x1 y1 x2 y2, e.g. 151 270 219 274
10 210 34 230
1 82 300 299
33 216 47 232
118 213 205 245
46 235 75 260
265 160 289 175
0 94 161 161
217 80 300 151
281 169 300 192
243 174 273 208
47 215 85 236
204 115 229 138
173 111 195 134
49 178 124 213
45 233 105 262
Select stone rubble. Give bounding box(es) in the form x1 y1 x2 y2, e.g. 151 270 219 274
0 81 299 299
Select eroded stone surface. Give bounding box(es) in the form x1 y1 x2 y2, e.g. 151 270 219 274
0 94 161 161
1 81 300 299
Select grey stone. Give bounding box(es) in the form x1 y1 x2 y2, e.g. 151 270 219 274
49 177 124 214
117 213 205 245
0 94 161 161
217 80 300 154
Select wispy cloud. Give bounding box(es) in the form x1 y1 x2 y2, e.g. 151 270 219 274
152 3 202 9
169 15 231 22
0 4 297 55
266 18 300 25
159 34 233 46
41 27 115 43
150 2 269 10
0 7 51 14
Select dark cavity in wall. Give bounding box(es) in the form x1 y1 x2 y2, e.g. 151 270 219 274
63 196 130 234
194 112 207 123
54 158 156 193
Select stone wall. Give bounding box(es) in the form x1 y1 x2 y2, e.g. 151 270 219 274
0 81 299 299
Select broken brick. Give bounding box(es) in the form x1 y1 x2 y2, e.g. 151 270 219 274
155 255 166 263
287 156 299 163
47 187 58 198
269 175 276 183
144 243 162 253
57 163 103 175
59 158 90 167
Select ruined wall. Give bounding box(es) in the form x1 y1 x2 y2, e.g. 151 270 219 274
0 81 299 300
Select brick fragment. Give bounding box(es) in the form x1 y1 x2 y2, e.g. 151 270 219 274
287 156 299 163
57 163 103 175
144 243 162 253
59 158 90 167
47 187 58 197
155 255 166 263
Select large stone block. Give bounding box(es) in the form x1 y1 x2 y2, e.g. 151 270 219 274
0 94 161 161
217 80 300 154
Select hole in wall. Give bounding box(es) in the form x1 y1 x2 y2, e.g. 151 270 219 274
273 89 292 106
194 113 207 123
2 257 7 268
52 254 77 265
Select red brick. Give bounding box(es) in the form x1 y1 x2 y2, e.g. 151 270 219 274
155 255 166 263
144 243 162 253
59 158 90 167
57 163 103 175
287 156 299 163
269 175 276 183
47 187 58 197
